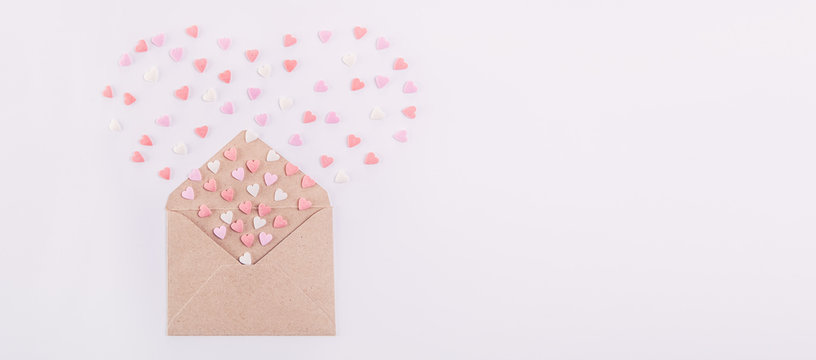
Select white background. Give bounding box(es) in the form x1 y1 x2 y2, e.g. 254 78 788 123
1 0 815 359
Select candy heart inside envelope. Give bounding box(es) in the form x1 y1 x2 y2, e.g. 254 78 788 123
166 131 330 263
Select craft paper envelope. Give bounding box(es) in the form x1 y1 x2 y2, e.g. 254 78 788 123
165 131 335 335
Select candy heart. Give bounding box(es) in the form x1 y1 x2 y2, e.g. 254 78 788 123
217 37 231 50
351 78 365 91
375 37 390 50
273 215 288 228
151 33 165 47
134 39 148 52
218 70 231 83
213 226 227 239
247 87 261 100
341 53 357 67
220 211 233 224
254 113 268 126
172 142 187 155
231 167 245 181
188 168 202 181
123 93 136 105
239 251 251 264
347 134 361 147
246 183 260 197
264 172 278 186
374 75 389 88
195 125 208 138
302 111 317 123
174 85 189 100
241 233 255 248
288 134 303 146
186 25 198 38
203 178 217 191
353 26 367 39
393 130 408 142
181 186 194 200
278 96 293 110
274 188 288 201
258 203 272 216
245 130 259 143
283 34 297 47
320 155 334 168
155 115 170 127
193 58 207 73
230 219 244 233
139 135 152 146
283 59 297 72
394 57 408 70
253 216 266 229
246 159 260 173
325 112 340 124
259 232 273 246
109 118 122 131
238 200 252 214
334 169 350 183
313 80 328 92
317 30 332 43
266 150 280 162
403 81 418 93
285 162 299 176
301 175 316 188
198 204 211 218
143 66 159 82
207 159 220 173
220 101 234 114
297 197 312 210
370 106 386 120
245 49 259 62
102 85 113 98
221 187 234 201
364 152 380 165
119 53 132 66
257 64 271 78
201 88 217 102
402 106 417 119
159 167 171 180
169 47 183 62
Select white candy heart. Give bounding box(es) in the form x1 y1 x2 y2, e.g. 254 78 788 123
274 188 288 201
220 211 234 224
334 169 350 183
207 159 220 174
253 216 267 229
341 53 357 67
247 183 260 197
109 118 122 131
370 106 386 120
172 142 187 155
266 149 280 161
143 66 159 82
245 130 259 143
257 64 271 78
278 96 293 111
202 88 217 102
239 252 252 265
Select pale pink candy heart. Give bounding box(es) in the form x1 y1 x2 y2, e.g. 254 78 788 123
247 88 261 100
318 30 332 43
297 197 312 210
220 101 234 114
217 37 231 50
403 81 418 93
156 115 171 127
374 75 389 88
375 37 390 50
393 129 408 142
188 168 202 181
325 111 340 124
313 80 328 92
289 134 303 146
169 47 183 62
151 33 165 47
259 232 274 246
119 53 132 66
213 226 227 239
264 172 278 186
232 167 245 181
254 113 268 126
181 186 195 200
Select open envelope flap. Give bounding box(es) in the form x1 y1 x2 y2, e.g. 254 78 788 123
167 208 335 335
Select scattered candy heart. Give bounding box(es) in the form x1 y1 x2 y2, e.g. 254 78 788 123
253 216 266 229
172 142 187 155
314 80 328 92
394 57 408 70
102 85 113 98
283 59 297 72
289 134 303 146
188 168 202 181
134 39 148 52
334 169 349 183
221 187 235 201
131 151 144 162
186 25 199 38
273 215 288 228
181 186 195 200
347 134 361 147
220 211 233 224
139 135 152 146
393 130 408 142
283 34 297 47
213 226 227 239
203 178 217 191
264 172 278 186
246 183 260 197
297 197 312 210
239 200 252 214
159 167 171 179
193 58 207 73
375 37 390 50
318 30 332 43
109 118 122 131
245 49 259 62
246 159 260 173
254 113 268 126
274 188 288 201
217 37 231 50
259 232 273 246
325 112 340 124
198 204 212 217
353 26 367 39
220 101 234 114
302 111 317 123
301 175 316 189
169 47 183 62
284 162 299 176
351 78 365 91
245 130 259 143
257 64 271 77
218 70 231 84
155 115 170 127
258 203 272 216
374 75 389 88
402 106 416 119
151 33 165 47
266 149 280 161
119 53 132 66
370 106 386 120
143 67 159 82
320 155 334 168
278 96 293 110
403 81 418 93
247 87 261 100
231 167 245 180
174 85 189 100
364 152 380 165
341 53 357 67
207 159 220 173
123 93 136 105
231 219 244 233
195 125 208 138
201 88 217 102
239 251 251 264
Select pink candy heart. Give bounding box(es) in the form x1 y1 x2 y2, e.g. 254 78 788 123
264 172 278 186
119 53 132 66
181 186 195 200
217 37 231 50
375 37 390 50
169 47 183 62
156 115 171 127
318 30 332 43
374 75 389 88
403 81 418 93
151 33 165 47
393 129 408 142
198 204 212 218
325 111 340 124
247 88 261 100
259 232 273 246
254 113 268 126
246 159 260 173
220 101 234 114
188 168 202 181
289 134 303 146
213 226 227 239
258 203 272 216
241 233 255 247
231 219 244 233
297 197 312 211
301 176 316 188
238 201 252 214
314 80 328 92
273 215 288 228
232 167 245 181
